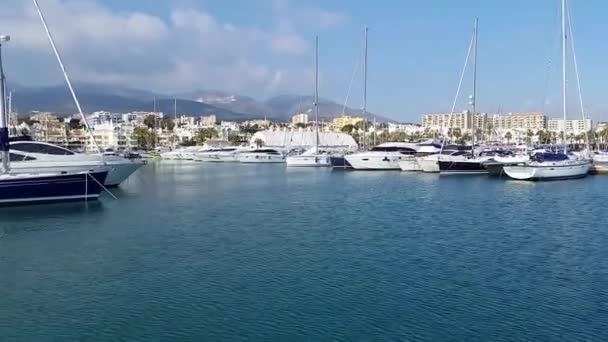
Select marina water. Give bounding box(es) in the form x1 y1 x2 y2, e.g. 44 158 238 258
1 161 607 341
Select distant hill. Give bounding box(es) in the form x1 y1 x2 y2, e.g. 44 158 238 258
11 83 396 122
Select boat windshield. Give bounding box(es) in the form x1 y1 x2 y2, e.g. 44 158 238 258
10 142 75 155
533 152 568 162
370 146 416 153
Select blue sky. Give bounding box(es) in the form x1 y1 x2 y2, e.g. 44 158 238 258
1 0 607 122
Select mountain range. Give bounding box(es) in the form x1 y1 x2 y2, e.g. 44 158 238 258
9 83 396 122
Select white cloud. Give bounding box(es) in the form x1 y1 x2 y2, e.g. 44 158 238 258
0 0 346 98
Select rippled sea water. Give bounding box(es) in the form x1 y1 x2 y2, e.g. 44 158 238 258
1 161 608 341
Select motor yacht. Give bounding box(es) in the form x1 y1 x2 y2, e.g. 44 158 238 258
286 146 331 167
399 143 442 171
8 141 144 187
344 142 417 170
238 149 286 163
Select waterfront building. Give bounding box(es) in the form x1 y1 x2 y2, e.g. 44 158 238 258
291 113 309 125
200 115 217 127
547 118 592 134
331 115 364 129
421 110 473 132
491 112 547 132
85 122 137 152
250 129 358 150
387 123 423 134
30 113 68 145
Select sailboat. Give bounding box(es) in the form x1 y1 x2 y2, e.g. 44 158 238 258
438 18 493 175
0 35 108 205
286 36 331 167
503 0 591 181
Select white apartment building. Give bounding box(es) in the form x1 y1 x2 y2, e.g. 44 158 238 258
547 118 592 134
387 123 423 134
200 115 217 126
491 112 547 132
86 122 137 152
291 113 309 125
421 111 473 132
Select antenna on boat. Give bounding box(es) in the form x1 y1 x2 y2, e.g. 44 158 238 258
0 35 10 173
31 0 102 154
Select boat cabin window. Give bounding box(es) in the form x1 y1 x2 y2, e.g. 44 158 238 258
0 153 37 162
370 146 416 153
252 149 280 155
10 143 75 155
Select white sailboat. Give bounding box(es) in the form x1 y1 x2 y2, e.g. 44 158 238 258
503 0 591 181
286 36 330 167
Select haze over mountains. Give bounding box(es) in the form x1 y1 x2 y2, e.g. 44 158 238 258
9 83 396 123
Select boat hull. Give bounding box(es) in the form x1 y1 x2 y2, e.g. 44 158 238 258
238 154 285 163
286 155 331 167
591 162 608 174
330 156 353 169
418 157 440 173
439 160 488 175
399 158 420 171
344 155 403 170
10 159 143 187
503 161 591 180
0 171 108 206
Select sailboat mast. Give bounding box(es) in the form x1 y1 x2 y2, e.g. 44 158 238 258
363 27 368 148
0 36 9 173
472 18 478 154
561 0 567 154
174 98 177 121
314 35 319 150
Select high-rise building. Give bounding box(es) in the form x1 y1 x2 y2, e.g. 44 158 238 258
421 110 473 132
291 113 309 125
490 112 547 132
547 118 592 134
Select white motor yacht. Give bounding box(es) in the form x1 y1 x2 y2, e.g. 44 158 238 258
417 150 470 173
238 149 286 163
345 142 417 170
286 146 331 167
399 143 442 171
8 141 144 187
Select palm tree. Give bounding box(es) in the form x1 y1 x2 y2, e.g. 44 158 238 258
486 123 493 141
526 129 534 145
504 131 512 144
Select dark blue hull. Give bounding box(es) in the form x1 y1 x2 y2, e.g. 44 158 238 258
439 160 488 175
330 156 353 170
0 171 108 206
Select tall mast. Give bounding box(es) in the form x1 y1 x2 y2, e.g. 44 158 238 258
363 27 368 148
314 35 319 150
174 98 177 121
561 0 567 154
471 18 478 155
0 36 9 173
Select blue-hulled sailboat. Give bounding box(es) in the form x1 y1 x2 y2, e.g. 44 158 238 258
0 35 108 206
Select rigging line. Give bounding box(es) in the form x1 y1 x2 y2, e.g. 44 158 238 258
566 0 589 151
31 0 101 154
341 41 363 115
440 27 475 154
